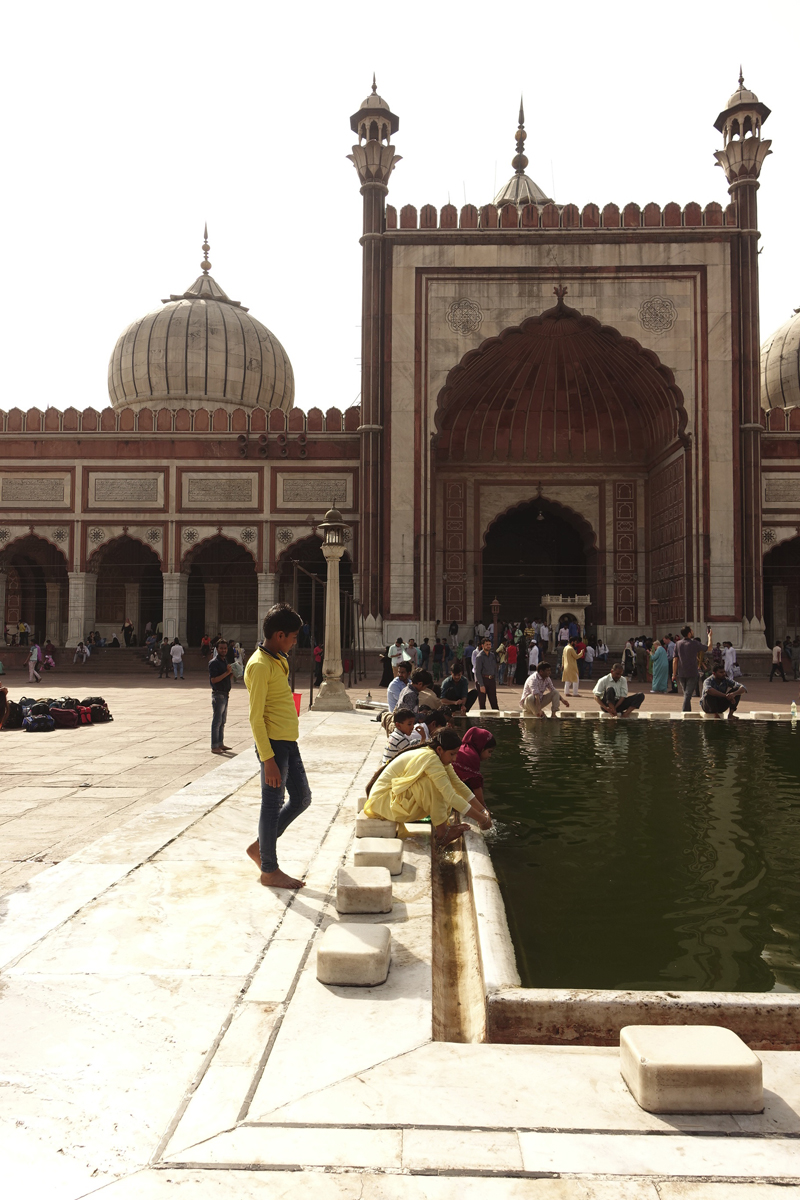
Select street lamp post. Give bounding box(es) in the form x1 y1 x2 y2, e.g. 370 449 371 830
490 597 500 649
311 506 354 712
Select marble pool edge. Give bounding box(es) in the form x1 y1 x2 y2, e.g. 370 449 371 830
461 741 800 1052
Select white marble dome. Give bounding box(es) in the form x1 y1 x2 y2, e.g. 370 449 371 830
108 260 294 413
761 307 800 411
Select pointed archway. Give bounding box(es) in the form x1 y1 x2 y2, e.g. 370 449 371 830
1 534 69 644
183 535 257 647
763 535 800 644
480 498 598 628
89 535 163 643
276 534 354 644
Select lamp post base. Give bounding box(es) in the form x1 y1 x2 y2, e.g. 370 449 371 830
312 678 354 711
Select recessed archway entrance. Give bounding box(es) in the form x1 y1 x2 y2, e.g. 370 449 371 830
185 536 258 648
764 536 800 644
1 534 69 644
277 534 354 645
91 536 163 643
481 499 597 629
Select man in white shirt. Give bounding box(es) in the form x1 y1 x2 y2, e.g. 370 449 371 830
722 641 737 676
475 622 486 641
539 624 550 653
583 643 595 678
389 638 408 675
520 662 565 718
387 661 411 713
593 663 644 717
170 640 185 680
528 642 539 673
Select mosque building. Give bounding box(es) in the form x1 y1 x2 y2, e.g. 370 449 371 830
1 76 799 662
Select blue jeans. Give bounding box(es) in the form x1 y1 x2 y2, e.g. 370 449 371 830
679 676 700 711
211 690 229 748
257 740 312 873
173 660 184 678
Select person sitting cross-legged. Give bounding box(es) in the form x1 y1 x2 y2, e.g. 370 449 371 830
519 661 565 718
700 664 746 720
593 662 645 718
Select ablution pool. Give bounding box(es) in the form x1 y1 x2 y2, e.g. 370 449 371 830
470 717 800 1046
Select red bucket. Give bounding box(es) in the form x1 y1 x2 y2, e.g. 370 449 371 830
293 692 302 716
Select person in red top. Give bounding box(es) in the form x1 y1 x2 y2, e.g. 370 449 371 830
506 640 518 687
452 726 496 813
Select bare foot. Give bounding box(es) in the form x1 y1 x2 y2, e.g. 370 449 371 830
435 823 469 849
260 868 305 889
246 840 261 869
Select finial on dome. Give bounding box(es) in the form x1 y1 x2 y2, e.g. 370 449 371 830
738 64 744 89
519 96 524 126
372 73 377 94
201 223 211 276
512 98 528 175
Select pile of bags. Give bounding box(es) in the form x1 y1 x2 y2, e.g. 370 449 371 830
0 695 114 733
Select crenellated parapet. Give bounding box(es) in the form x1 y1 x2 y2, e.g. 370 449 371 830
386 199 736 232
0 404 362 437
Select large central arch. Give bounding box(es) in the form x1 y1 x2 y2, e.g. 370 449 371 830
435 295 688 465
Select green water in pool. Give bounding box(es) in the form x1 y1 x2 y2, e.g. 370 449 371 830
478 719 800 992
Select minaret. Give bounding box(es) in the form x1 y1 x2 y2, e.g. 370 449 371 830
347 78 401 641
713 72 772 652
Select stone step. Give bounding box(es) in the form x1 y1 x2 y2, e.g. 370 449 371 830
355 814 398 838
353 837 403 875
336 866 392 914
620 1024 763 1114
316 922 391 986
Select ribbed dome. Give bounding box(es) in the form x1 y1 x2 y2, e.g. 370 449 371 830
108 255 294 412
761 308 800 411
494 172 552 208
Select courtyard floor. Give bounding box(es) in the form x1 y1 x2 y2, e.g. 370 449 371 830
1 668 799 1197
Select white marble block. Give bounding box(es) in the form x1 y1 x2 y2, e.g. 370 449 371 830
336 866 392 914
557 710 578 718
356 815 398 838
355 794 367 813
316 923 391 986
353 837 403 875
648 711 671 719
754 711 775 720
620 1025 763 1114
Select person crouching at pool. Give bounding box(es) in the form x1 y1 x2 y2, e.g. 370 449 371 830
519 661 566 718
363 728 492 849
453 726 496 814
700 664 746 720
592 662 645 718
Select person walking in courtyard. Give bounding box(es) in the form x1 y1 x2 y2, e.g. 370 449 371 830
170 638 185 679
649 638 669 693
209 639 233 755
528 640 540 674
520 661 566 718
673 625 710 711
506 639 518 686
769 641 787 682
122 617 134 647
157 636 171 679
245 603 311 891
389 637 408 676
25 641 42 684
363 728 492 849
561 636 584 696
593 662 645 718
473 637 499 710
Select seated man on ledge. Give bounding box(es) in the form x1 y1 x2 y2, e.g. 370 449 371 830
593 662 645 718
520 661 566 718
700 664 746 720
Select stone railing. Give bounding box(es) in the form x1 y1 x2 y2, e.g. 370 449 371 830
387 201 736 231
0 404 362 436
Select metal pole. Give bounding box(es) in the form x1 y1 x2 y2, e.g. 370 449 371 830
290 560 298 692
309 572 316 709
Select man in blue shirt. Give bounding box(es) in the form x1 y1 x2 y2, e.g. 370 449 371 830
209 639 233 754
387 660 411 713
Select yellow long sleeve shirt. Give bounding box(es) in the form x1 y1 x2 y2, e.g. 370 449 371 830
243 647 298 761
365 747 473 827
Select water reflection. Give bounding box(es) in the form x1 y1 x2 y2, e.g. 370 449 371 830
484 722 800 992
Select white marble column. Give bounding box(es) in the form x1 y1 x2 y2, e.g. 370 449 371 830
46 582 61 646
204 582 220 636
312 543 353 711
257 572 278 638
67 572 97 648
162 572 189 644
124 582 140 639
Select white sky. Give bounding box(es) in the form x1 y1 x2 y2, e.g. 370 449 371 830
2 0 797 414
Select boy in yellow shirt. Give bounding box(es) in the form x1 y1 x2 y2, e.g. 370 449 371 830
244 603 310 890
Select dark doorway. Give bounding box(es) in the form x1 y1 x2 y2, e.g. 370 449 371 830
185 536 257 647
93 536 163 641
764 536 800 644
481 499 596 626
1 535 69 644
277 535 354 645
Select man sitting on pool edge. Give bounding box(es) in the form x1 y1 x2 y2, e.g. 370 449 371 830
593 662 645 718
700 663 746 720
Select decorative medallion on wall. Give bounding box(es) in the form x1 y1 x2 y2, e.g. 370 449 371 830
276 527 294 545
0 528 9 543
342 526 352 543
240 527 257 544
446 298 484 336
183 528 199 544
146 527 161 543
763 528 777 544
52 528 68 542
88 527 105 544
638 297 677 333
